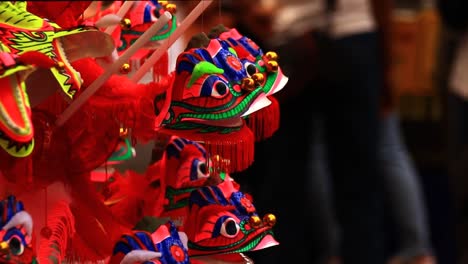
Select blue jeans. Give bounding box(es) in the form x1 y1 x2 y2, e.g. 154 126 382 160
306 111 433 261
379 112 433 258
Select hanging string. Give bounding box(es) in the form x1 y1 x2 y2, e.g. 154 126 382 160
44 187 47 228
41 186 51 239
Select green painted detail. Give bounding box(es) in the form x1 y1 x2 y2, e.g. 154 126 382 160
188 61 224 88
256 57 267 73
228 83 243 97
118 15 178 51
219 172 226 181
149 15 178 41
262 70 278 94
228 47 237 57
108 138 133 162
165 122 240 134
188 228 274 254
164 186 197 210
177 88 262 121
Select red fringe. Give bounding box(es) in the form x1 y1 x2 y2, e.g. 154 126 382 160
246 95 280 141
158 124 255 173
65 172 131 260
37 201 75 264
104 170 151 227
0 153 33 189
152 51 169 81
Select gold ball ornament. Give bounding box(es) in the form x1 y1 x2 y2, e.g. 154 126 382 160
159 1 169 7
265 51 278 61
241 78 256 91
263 213 276 227
165 3 177 14
249 215 262 228
55 61 65 70
266 61 279 72
119 127 129 137
120 63 131 74
0 241 8 254
120 18 131 30
252 73 265 85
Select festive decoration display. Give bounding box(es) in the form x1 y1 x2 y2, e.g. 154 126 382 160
0 1 288 263
209 26 288 141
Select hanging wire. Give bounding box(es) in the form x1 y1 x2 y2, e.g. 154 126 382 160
44 186 48 235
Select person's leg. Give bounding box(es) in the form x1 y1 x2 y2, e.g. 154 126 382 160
323 31 386 264
305 115 340 264
379 111 434 262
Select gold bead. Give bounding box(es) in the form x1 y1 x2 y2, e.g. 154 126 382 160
266 61 279 72
252 73 265 85
120 18 131 30
0 241 8 254
55 61 65 70
212 154 221 163
249 215 262 228
263 213 276 227
159 1 169 7
241 78 256 91
165 3 177 14
119 127 128 137
265 51 278 61
120 63 131 74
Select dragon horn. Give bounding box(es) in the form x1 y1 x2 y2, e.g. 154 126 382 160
2 211 33 237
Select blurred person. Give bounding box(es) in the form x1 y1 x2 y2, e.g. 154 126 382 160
306 109 436 264
436 1 468 263
305 2 436 262
229 0 389 263
380 111 436 264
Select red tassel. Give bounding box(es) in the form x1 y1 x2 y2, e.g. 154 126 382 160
37 201 75 264
104 170 151 227
152 51 169 81
158 123 255 173
65 172 132 259
246 95 280 141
